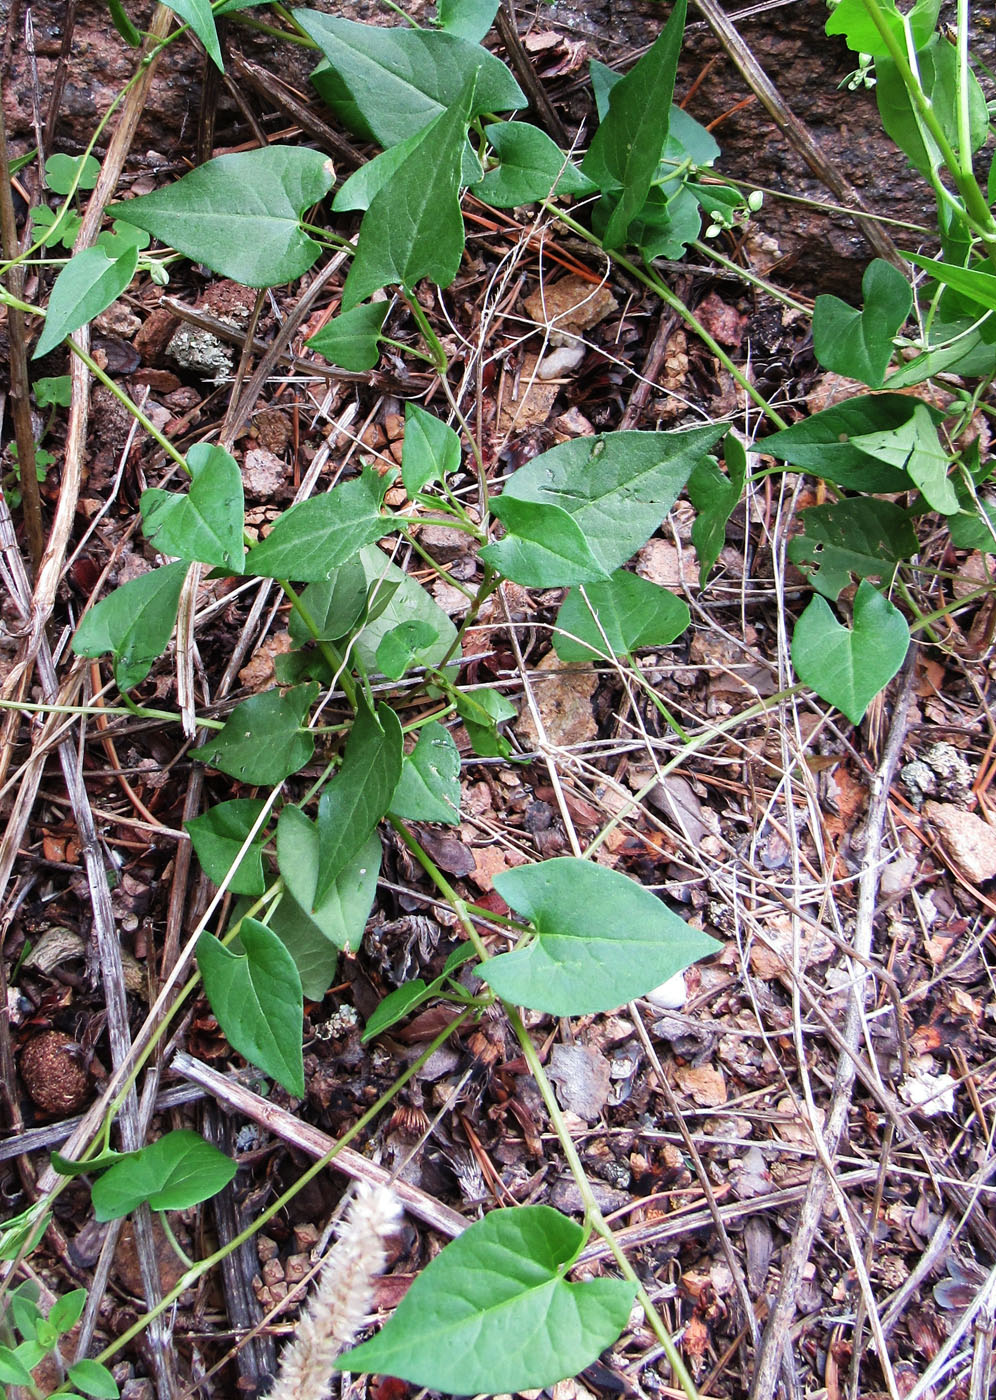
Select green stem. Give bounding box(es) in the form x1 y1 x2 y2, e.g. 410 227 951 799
67 341 188 470
857 0 996 263
225 13 317 44
280 582 359 710
690 239 810 315
389 822 699 1393
584 686 803 860
549 206 788 429
507 1006 701 1400
401 289 449 374
157 1211 194 1271
395 524 479 601
0 286 42 317
389 817 491 961
0 696 225 729
437 564 500 669
88 1011 473 1377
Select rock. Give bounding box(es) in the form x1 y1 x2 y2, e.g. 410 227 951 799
242 447 285 498
674 1063 728 1107
925 802 996 883
514 651 599 751
523 274 618 343
496 352 559 432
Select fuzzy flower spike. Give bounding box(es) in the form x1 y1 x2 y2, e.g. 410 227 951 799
267 1184 402 1400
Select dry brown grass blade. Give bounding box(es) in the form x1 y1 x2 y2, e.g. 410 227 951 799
748 655 916 1400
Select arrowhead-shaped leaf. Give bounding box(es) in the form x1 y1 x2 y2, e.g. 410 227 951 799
553 570 690 661
141 442 245 570
496 426 725 574
341 80 475 308
791 580 910 723
479 122 596 208
186 799 269 896
197 919 304 1095
276 808 381 954
33 243 139 359
110 147 335 287
299 11 524 147
245 468 391 581
315 703 403 905
390 721 461 825
483 858 719 1015
402 403 461 496
72 559 188 691
307 302 389 371
812 259 912 388
581 0 686 248
338 1206 635 1393
90 1130 236 1222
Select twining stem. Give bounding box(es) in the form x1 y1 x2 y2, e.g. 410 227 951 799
67 340 188 470
547 205 789 429
856 0 996 263
87 1012 473 1377
0 696 226 729
507 1007 701 1400
390 819 700 1400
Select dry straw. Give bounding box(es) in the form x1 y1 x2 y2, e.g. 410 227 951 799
267 1184 402 1400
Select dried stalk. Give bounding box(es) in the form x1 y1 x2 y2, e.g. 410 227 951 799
749 654 916 1400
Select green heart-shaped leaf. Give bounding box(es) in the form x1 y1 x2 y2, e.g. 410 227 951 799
110 147 335 287
141 442 245 570
90 1129 237 1222
483 857 719 1015
338 1206 635 1393
812 259 912 388
276 808 381 953
390 721 461 825
306 302 390 371
196 685 317 784
71 559 188 691
197 920 304 1095
186 799 269 896
791 580 909 724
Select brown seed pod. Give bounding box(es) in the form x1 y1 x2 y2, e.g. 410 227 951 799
18 1030 89 1114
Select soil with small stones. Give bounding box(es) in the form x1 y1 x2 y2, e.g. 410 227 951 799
3 4 996 1400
